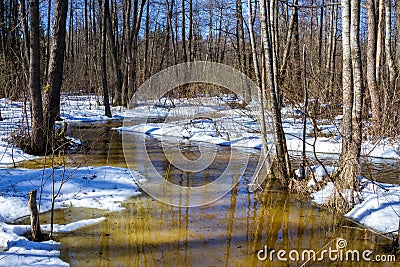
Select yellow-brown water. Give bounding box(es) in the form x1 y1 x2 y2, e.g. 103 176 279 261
17 121 399 266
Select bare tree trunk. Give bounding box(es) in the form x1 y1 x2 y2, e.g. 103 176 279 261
164 0 177 64
181 0 187 62
43 0 69 145
376 0 384 86
122 0 132 105
396 1 400 72
292 0 302 91
271 0 279 63
144 0 150 77
29 0 44 155
247 0 261 88
44 0 52 81
236 0 246 74
159 2 172 69
279 0 298 87
248 0 267 153
28 190 42 242
121 0 145 104
188 0 193 61
366 0 381 123
0 0 4 53
384 0 397 108
207 2 213 61
104 0 122 106
317 0 324 69
302 46 308 178
84 0 89 69
260 0 290 185
350 0 364 158
326 1 335 76
68 0 74 60
335 0 363 212
340 0 353 154
100 0 112 117
20 0 30 76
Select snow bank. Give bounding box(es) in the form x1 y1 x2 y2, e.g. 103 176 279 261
2 95 399 166
0 95 127 165
306 167 400 234
0 218 107 267
117 116 263 149
0 166 142 266
0 166 142 222
346 179 400 233
118 101 400 159
0 239 68 266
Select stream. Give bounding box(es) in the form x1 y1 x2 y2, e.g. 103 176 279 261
18 121 398 266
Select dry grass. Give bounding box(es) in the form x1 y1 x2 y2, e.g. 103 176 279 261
326 148 362 213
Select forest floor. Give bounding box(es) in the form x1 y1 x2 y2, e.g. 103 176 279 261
0 94 399 265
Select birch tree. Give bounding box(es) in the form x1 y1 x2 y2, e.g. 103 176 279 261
366 0 380 123
259 0 291 186
334 0 364 211
384 0 397 108
376 0 384 86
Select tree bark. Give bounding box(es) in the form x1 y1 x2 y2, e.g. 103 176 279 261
279 0 298 87
29 0 44 155
20 0 30 78
340 0 353 154
366 0 381 123
181 0 187 62
67 0 74 60
335 0 363 210
188 0 193 61
350 0 364 158
121 0 145 105
45 0 52 81
317 0 324 69
104 0 122 106
0 0 4 53
236 0 246 74
376 0 384 86
144 0 150 77
259 0 291 185
43 0 69 148
28 190 42 242
248 0 268 155
396 1 400 73
101 0 112 117
84 0 89 69
384 0 397 108
248 0 261 88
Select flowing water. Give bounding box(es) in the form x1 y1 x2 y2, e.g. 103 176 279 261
18 121 398 266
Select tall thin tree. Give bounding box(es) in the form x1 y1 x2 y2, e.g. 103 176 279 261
29 0 44 155
43 0 69 144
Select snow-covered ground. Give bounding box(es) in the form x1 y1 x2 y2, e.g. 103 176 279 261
0 95 145 266
0 166 142 266
1 95 399 165
118 101 400 160
0 218 104 266
1 94 400 266
0 95 126 165
307 166 400 234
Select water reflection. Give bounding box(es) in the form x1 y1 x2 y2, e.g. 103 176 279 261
16 122 397 266
58 181 394 266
